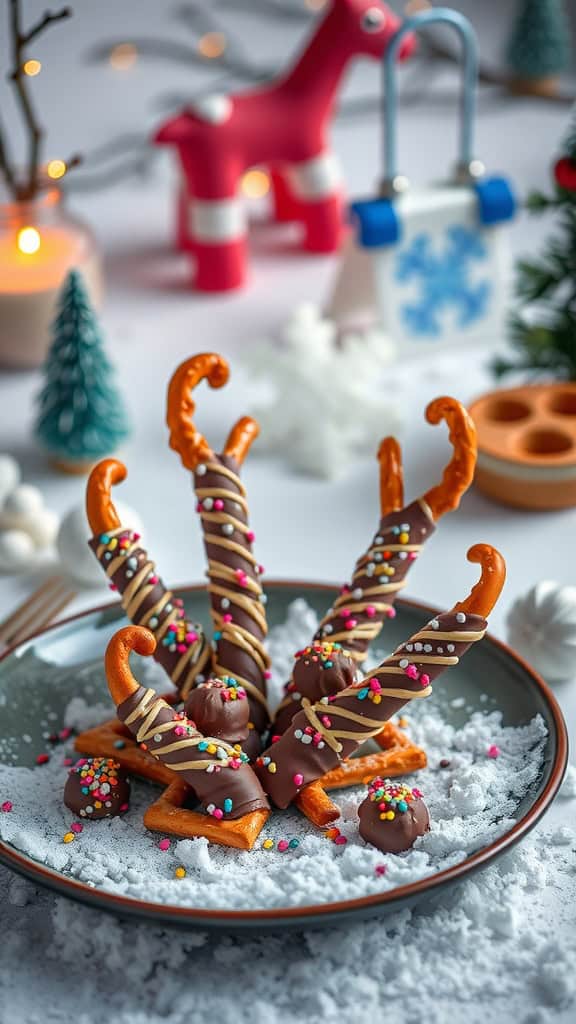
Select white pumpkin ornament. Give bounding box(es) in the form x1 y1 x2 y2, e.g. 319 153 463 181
507 581 576 682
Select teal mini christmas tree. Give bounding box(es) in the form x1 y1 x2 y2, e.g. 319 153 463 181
493 120 576 381
506 0 571 94
35 271 130 471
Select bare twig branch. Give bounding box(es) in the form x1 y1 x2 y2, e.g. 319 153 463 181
21 6 71 46
0 116 18 197
6 2 73 199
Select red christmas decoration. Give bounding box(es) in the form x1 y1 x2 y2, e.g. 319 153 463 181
554 157 576 191
155 0 413 293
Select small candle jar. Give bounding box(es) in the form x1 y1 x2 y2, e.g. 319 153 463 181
0 186 103 369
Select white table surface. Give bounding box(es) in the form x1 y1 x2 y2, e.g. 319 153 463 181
0 2 575 1020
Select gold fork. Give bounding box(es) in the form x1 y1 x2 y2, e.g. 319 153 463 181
0 577 77 653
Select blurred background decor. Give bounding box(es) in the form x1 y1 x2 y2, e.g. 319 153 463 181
0 1 102 368
507 578 576 681
33 270 130 474
0 453 58 572
493 117 576 382
243 303 400 477
468 382 576 510
154 0 411 292
506 0 571 99
327 7 517 352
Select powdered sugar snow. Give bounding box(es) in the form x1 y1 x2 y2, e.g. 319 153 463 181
0 599 574 1022
0 600 550 910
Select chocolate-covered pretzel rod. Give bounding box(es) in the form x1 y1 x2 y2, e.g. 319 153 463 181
87 459 211 698
257 544 505 809
106 626 269 820
315 397 477 656
167 354 271 740
272 398 477 735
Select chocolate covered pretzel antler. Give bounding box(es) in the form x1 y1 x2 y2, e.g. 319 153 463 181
87 460 211 698
167 354 271 742
106 626 269 826
273 398 477 735
315 397 477 656
257 544 505 811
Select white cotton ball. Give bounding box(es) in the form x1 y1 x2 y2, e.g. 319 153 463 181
0 529 36 573
1 483 44 528
24 508 60 550
56 501 144 587
0 455 21 504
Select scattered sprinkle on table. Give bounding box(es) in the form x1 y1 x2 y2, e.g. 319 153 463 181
174 866 186 879
1 800 12 812
63 832 75 844
158 838 170 851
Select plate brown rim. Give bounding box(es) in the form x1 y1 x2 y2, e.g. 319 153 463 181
0 580 568 927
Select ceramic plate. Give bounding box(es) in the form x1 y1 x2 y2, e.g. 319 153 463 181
0 582 568 932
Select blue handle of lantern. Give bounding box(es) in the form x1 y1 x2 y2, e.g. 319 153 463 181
383 7 479 190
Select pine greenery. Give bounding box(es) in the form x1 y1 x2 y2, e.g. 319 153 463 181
493 121 576 380
35 271 130 464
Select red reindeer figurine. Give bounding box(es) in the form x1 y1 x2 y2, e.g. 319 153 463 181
155 0 413 293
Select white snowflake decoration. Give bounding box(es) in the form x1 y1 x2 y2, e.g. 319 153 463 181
244 304 402 479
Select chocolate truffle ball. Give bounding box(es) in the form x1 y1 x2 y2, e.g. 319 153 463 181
358 777 429 854
273 642 359 736
291 642 358 701
184 676 249 743
64 757 130 820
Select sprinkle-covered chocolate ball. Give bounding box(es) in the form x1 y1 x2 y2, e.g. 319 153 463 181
64 757 130 819
184 676 249 742
358 777 429 854
291 642 358 702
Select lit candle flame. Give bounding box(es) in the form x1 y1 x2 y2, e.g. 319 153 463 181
23 59 42 76
17 227 41 255
241 169 271 199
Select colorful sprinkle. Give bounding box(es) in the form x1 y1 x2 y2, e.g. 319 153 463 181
1 801 13 812
175 866 186 879
487 744 501 759
375 864 387 876
277 839 289 852
158 838 171 851
289 838 299 849
262 838 274 850
70 822 83 834
36 753 50 765
334 835 347 846
63 832 75 844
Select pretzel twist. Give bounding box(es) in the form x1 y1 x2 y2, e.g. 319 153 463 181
422 396 477 521
167 353 259 471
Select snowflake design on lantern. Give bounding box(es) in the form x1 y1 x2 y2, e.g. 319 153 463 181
395 225 491 338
